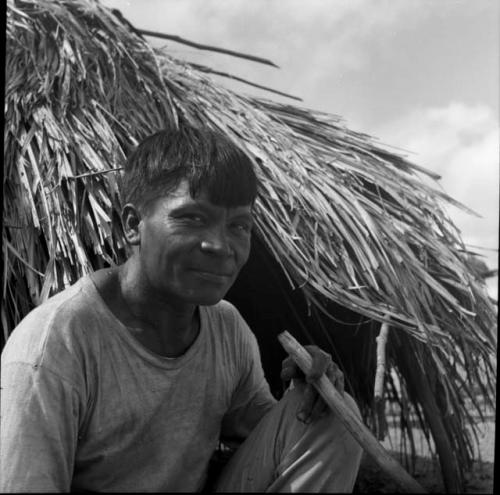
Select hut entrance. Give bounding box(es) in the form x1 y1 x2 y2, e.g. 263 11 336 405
226 234 378 406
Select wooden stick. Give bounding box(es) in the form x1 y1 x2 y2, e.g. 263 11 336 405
190 64 303 101
278 331 427 494
137 30 279 68
110 8 278 67
374 320 390 440
374 320 390 400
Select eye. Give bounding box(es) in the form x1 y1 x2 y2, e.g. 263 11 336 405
185 214 204 222
177 213 206 225
230 221 252 234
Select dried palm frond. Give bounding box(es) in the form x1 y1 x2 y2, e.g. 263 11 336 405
3 0 496 490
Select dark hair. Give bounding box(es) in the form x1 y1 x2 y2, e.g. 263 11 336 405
121 126 259 212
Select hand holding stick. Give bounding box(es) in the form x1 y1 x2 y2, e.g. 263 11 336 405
278 330 426 494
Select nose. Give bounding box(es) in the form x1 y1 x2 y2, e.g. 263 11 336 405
200 226 232 257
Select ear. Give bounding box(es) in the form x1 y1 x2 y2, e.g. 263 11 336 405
121 203 142 245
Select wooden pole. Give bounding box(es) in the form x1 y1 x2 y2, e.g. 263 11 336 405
396 338 462 493
278 330 427 494
374 320 390 440
374 321 390 400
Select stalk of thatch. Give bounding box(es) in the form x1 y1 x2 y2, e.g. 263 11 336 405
3 0 496 491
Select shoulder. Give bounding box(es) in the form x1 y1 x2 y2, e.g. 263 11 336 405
202 300 260 356
2 276 102 371
203 300 251 336
206 299 243 320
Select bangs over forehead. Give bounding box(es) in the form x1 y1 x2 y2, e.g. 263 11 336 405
122 126 259 211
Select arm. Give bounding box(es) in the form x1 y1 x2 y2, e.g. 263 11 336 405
0 361 81 492
219 318 277 446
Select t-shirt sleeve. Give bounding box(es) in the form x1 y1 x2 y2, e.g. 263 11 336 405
0 362 81 492
1 330 84 494
219 310 277 445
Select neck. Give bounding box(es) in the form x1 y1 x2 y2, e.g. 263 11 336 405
119 259 196 329
97 261 200 357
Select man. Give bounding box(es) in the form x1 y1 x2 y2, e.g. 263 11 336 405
1 126 363 492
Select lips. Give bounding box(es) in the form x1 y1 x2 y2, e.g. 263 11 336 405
189 268 234 283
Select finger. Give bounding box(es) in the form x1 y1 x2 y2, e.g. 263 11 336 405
308 356 327 381
280 364 304 382
335 370 345 396
304 345 331 382
280 365 294 382
325 361 339 386
296 383 317 423
329 365 345 396
325 361 345 396
281 357 305 382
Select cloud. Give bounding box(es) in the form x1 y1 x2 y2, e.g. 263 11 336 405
375 102 499 298
102 0 424 89
375 103 498 214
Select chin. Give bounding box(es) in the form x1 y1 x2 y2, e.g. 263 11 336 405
199 298 224 307
195 293 227 306
184 288 228 306
181 278 234 306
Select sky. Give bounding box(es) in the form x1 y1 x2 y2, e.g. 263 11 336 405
102 0 499 299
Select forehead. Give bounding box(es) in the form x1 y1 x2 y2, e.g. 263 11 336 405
153 179 253 214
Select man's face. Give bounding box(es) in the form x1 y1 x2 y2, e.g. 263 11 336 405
136 179 253 306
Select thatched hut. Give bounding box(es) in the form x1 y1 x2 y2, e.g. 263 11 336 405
3 0 497 492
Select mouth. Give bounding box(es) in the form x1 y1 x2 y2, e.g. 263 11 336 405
190 269 233 283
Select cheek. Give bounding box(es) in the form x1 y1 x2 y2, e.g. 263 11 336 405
140 239 176 276
236 239 251 266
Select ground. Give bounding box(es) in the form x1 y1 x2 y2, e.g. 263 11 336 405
355 453 494 493
354 416 495 493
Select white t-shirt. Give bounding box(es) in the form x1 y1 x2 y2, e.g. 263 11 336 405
1 275 276 492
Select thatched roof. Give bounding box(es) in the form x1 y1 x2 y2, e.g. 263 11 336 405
3 0 497 490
